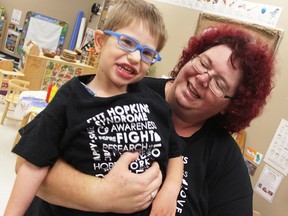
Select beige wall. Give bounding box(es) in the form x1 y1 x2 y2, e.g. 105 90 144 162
0 0 104 57
1 0 287 215
149 1 287 216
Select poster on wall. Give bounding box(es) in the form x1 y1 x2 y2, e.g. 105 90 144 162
264 118 288 176
156 0 282 28
41 60 82 90
195 13 283 54
17 11 68 55
254 164 284 203
11 8 22 25
4 29 19 54
80 27 95 49
245 147 263 165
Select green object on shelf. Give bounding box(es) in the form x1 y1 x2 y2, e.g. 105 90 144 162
148 64 156 74
0 6 6 18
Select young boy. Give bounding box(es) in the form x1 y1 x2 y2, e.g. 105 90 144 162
5 0 183 215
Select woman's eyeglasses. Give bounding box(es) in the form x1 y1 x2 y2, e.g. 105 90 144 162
191 55 234 99
104 30 161 64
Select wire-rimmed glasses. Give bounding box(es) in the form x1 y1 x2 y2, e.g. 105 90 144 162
191 55 234 99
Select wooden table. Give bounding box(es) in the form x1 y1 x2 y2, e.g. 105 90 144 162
13 91 48 147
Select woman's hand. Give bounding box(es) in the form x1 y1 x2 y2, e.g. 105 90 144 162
103 152 163 213
35 152 162 213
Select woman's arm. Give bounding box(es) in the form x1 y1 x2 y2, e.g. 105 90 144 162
16 152 163 213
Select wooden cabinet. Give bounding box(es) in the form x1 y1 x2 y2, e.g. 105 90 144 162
22 54 96 90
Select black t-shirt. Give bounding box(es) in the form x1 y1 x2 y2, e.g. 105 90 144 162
13 75 181 216
140 77 253 216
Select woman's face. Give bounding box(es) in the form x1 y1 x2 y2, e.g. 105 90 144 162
169 45 243 123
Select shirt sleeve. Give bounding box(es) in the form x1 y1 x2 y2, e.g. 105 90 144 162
207 132 253 216
12 82 72 167
168 118 183 159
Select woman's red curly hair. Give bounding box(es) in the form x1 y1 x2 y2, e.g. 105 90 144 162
170 25 275 133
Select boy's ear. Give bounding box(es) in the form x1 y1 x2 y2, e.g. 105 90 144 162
94 30 105 52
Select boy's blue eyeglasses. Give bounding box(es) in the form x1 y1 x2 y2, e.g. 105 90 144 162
104 30 161 64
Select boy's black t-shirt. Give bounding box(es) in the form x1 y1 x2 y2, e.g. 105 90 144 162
13 75 181 216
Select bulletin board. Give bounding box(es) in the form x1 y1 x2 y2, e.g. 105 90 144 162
195 12 283 53
17 11 68 55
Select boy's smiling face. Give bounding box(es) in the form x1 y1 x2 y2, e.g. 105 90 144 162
94 21 158 95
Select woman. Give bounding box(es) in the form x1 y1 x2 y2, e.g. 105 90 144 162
17 24 275 215
142 25 274 215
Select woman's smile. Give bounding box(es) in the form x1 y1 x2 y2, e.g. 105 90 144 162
187 81 200 99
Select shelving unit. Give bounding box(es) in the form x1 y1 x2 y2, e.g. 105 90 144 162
22 53 96 90
0 19 6 49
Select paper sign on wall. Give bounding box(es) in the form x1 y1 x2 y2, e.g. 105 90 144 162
11 9 22 25
264 119 288 176
245 147 263 165
254 164 284 203
156 0 282 27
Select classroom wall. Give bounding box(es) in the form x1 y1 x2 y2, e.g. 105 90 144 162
148 1 287 216
1 1 287 215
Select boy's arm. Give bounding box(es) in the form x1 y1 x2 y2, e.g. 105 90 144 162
150 156 183 216
5 161 49 216
16 152 163 213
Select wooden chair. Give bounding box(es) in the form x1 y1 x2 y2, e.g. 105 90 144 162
1 79 30 124
0 60 25 95
13 110 37 147
253 210 262 216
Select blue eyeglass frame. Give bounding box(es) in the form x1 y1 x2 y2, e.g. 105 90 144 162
103 30 161 64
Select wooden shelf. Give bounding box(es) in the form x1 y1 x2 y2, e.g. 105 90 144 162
22 53 96 90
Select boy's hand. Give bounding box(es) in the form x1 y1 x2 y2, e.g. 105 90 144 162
149 156 183 216
149 188 177 216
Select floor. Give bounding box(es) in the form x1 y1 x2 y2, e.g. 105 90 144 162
0 96 20 215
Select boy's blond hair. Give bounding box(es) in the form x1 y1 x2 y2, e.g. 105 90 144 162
103 0 167 52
